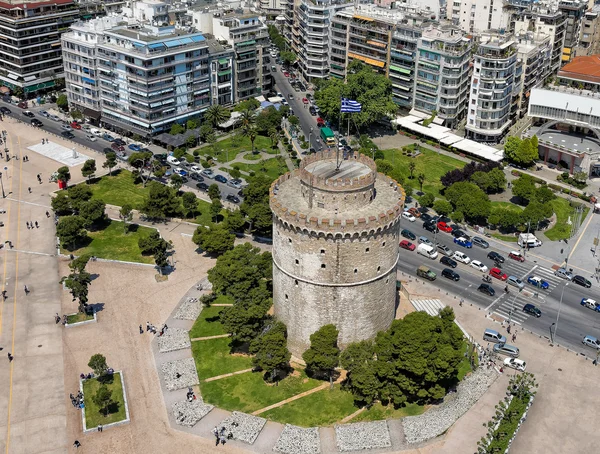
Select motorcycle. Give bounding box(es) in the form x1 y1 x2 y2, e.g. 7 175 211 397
482 275 492 283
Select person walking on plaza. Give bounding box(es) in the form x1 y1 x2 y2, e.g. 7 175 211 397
24 285 29 295
8 352 13 362
73 440 81 449
139 324 144 334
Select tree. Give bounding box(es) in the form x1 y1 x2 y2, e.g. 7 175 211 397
522 201 553 228
530 135 539 153
140 182 181 219
241 175 274 234
56 94 68 111
93 385 114 417
302 324 340 386
186 118 198 130
268 128 279 149
204 104 230 128
573 171 588 182
81 159 96 183
138 230 170 256
433 199 453 216
199 123 214 142
503 136 522 163
192 224 235 255
56 166 71 185
417 173 425 192
486 168 507 193
242 126 258 153
128 151 154 187
88 354 108 377
419 192 435 208
67 184 93 212
69 254 90 274
235 99 260 113
79 199 106 227
239 108 256 129
170 123 185 135
119 204 133 233
210 199 223 223
103 152 117 176
512 138 538 166
221 285 272 346
470 171 490 193
51 191 72 215
534 186 556 205
225 209 246 233
56 215 87 249
170 174 184 192
375 159 394 175
182 191 198 218
408 161 416 179
512 175 536 204
61 263 92 313
280 50 297 66
340 340 379 405
208 243 272 301
256 106 283 134
250 321 291 382
208 183 221 201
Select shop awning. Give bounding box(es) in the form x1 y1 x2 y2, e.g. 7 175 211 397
83 107 101 120
348 52 385 68
24 80 55 93
390 65 410 74
367 40 387 49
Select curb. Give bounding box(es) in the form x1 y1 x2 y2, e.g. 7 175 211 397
64 311 97 328
80 370 131 433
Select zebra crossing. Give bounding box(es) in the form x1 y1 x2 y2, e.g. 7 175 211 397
491 262 566 324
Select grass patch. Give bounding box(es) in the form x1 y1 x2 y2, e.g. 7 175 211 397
67 220 156 263
191 337 253 380
88 170 150 209
82 372 127 429
457 342 478 381
243 152 262 161
189 297 232 338
233 157 289 182
382 145 465 198
490 201 524 212
351 402 425 423
491 233 518 242
261 384 358 427
196 135 272 163
545 198 590 241
66 312 94 324
201 369 321 413
193 198 222 226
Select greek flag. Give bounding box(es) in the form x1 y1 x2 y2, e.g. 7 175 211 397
341 98 362 113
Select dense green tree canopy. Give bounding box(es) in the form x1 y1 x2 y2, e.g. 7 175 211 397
79 199 106 227
302 324 340 380
192 224 235 256
57 215 87 249
444 182 491 222
250 321 291 382
241 175 272 234
511 175 536 204
81 159 96 182
220 284 272 345
140 182 181 219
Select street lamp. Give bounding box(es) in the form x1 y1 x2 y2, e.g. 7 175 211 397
552 282 569 344
1 130 7 162
309 127 313 150
0 172 5 198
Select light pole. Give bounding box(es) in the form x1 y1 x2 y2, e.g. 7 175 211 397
1 130 7 162
309 127 313 150
553 282 569 344
0 172 4 198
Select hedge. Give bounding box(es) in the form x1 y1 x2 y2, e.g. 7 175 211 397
510 170 547 185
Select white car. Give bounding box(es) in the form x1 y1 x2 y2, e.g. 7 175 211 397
85 134 97 142
190 165 201 173
503 358 526 372
470 260 488 272
90 128 102 136
174 168 186 176
452 251 471 264
402 211 416 222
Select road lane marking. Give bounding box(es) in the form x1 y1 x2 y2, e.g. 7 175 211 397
0 131 15 337
564 209 594 267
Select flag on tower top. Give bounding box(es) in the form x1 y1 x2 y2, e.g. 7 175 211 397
341 98 362 113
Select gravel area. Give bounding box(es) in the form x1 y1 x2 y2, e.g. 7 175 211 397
218 411 267 445
174 297 202 321
161 358 199 391
274 425 321 454
172 399 214 427
335 421 392 452
402 367 498 444
158 327 191 353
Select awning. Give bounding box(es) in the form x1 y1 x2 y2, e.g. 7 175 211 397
563 48 571 55
218 58 229 65
562 54 570 61
83 107 101 120
390 65 410 74
419 61 439 69
353 14 374 21
417 81 437 89
238 40 256 47
367 40 387 49
24 80 55 93
348 52 385 68
218 70 231 76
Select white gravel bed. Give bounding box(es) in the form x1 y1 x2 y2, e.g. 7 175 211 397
218 411 267 445
172 399 214 427
161 358 199 391
402 368 498 444
335 421 392 452
158 328 191 353
274 425 321 454
174 297 201 321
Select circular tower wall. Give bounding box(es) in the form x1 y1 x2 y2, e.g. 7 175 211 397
270 151 405 359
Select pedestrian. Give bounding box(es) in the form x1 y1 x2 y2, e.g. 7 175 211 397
46 211 50 218
139 324 143 334
220 436 226 446
2 290 6 300
73 440 81 449
212 427 218 437
512 333 516 342
35 221 38 228
62 315 67 325
24 285 29 295
8 352 13 362
41 139 44 145
146 322 150 332
55 313 60 324
164 323 168 331
98 425 103 432
28 187 32 193
26 221 30 229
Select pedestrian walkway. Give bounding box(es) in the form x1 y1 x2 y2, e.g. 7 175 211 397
190 333 230 341
203 368 253 383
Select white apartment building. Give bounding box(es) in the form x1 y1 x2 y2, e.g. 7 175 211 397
446 0 509 34
466 34 521 144
515 31 552 114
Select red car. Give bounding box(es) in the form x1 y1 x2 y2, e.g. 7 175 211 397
283 71 290 77
316 117 325 127
489 267 508 281
400 240 416 251
408 207 421 218
508 251 525 262
302 97 309 104
70 121 82 130
111 142 124 152
437 221 453 233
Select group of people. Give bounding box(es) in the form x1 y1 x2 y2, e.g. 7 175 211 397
212 425 235 446
69 391 84 409
186 387 196 403
55 313 68 325
25 221 39 229
141 322 168 336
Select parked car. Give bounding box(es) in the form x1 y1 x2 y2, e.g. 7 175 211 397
503 358 527 372
61 131 75 139
452 251 471 264
174 168 188 176
487 251 505 263
440 255 458 268
226 194 240 204
196 182 209 191
582 335 600 349
113 138 126 146
437 244 453 257
85 133 97 142
0 107 12 114
111 142 124 152
420 213 433 223
407 207 420 218
215 174 228 184
30 119 43 127
90 128 102 136
227 178 243 189
478 283 495 296
316 117 325 126
437 221 452 233
451 229 468 239
22 110 35 118
190 165 202 174
49 114 61 122
493 343 520 358
17 101 27 108
470 260 488 272
508 250 525 262
201 169 215 179
102 148 113 154
527 276 549 289
523 303 542 317
573 275 592 288
472 236 489 248
454 237 473 248
399 240 416 251
102 133 115 142
442 268 460 281
190 173 204 182
490 268 508 281
402 211 416 222
128 143 142 151
554 267 573 280
60 124 73 131
70 121 81 130
39 110 49 117
418 236 433 246
401 229 416 241
423 221 438 233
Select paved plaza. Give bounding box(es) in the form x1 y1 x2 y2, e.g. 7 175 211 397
27 141 91 167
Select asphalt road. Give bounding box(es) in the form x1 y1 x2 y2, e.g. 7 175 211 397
0 99 242 203
397 217 600 357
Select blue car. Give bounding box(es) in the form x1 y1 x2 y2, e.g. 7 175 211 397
128 143 141 151
453 236 472 248
215 175 228 184
527 275 549 289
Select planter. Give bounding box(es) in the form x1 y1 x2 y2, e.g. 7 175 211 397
81 370 131 432
65 311 97 327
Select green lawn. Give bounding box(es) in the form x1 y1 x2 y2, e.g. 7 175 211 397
233 157 289 182
82 373 127 429
351 402 425 423
191 337 253 380
490 201 524 212
261 385 358 427
67 312 94 324
189 296 232 338
196 135 272 163
545 198 590 241
193 199 221 226
67 220 156 263
491 233 518 242
382 145 465 198
200 369 322 413
89 170 150 209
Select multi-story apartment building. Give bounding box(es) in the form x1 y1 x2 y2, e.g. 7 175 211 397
192 9 271 100
0 0 79 96
573 6 600 58
413 25 472 128
446 0 509 34
515 31 552 114
258 0 283 18
556 54 600 91
558 0 586 64
62 16 123 123
466 34 522 144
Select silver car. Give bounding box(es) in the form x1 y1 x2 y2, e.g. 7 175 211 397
437 244 453 257
493 343 520 358
507 275 525 290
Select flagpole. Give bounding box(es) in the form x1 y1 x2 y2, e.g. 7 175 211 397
337 102 342 170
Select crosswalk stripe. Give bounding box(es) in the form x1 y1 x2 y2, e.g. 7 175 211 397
493 310 523 324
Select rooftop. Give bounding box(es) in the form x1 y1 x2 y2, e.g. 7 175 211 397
559 55 600 84
304 159 372 180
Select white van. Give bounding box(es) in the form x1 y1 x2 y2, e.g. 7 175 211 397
167 155 181 166
417 243 438 260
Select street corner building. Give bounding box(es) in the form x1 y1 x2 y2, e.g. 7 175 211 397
269 150 406 359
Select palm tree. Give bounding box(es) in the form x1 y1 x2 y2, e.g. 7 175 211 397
408 161 416 179
417 173 425 192
239 109 256 129
204 104 230 129
242 126 258 153
268 128 279 149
